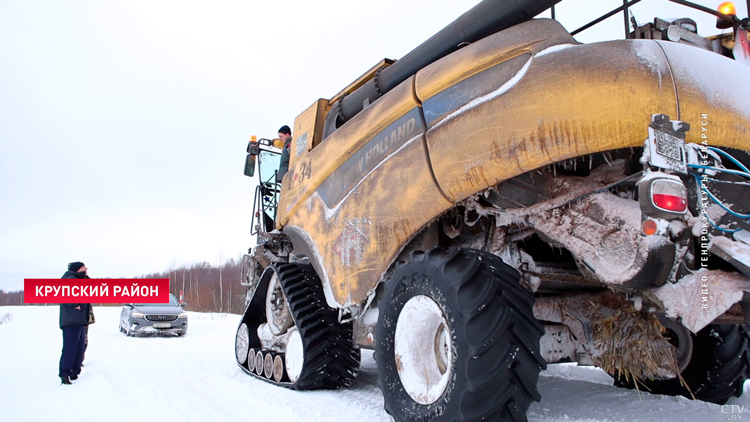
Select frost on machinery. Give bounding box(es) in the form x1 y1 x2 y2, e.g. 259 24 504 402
235 0 750 420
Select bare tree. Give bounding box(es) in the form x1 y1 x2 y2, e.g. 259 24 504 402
129 256 245 313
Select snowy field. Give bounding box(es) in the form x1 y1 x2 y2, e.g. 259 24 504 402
2 305 749 422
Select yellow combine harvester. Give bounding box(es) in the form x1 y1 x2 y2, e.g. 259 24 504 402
236 0 750 420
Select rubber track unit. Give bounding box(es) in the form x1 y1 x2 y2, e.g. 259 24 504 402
236 262 360 389
615 324 750 404
375 247 546 422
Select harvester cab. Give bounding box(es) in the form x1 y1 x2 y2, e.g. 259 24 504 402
244 136 282 235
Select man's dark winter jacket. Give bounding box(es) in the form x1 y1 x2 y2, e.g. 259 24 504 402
276 139 291 183
59 271 91 328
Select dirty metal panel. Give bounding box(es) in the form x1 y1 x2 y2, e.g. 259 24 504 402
657 41 750 151
318 107 424 207
415 19 576 106
284 135 452 308
540 325 578 364
649 268 750 333
425 40 681 202
291 99 328 167
710 236 750 279
421 54 530 128
277 76 419 228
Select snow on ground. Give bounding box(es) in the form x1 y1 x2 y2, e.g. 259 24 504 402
1 305 749 422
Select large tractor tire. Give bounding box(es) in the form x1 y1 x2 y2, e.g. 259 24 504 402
615 324 750 404
234 262 360 389
375 247 546 422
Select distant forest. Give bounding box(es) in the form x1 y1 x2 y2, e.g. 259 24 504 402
0 290 23 307
0 257 248 314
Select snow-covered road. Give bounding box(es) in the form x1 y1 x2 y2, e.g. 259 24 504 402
1 305 748 422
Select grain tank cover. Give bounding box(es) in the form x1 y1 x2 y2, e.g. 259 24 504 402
322 0 563 139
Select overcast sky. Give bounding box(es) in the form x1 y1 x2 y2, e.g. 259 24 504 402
0 0 746 291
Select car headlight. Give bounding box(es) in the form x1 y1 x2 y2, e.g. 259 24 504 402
178 312 188 318
131 312 145 319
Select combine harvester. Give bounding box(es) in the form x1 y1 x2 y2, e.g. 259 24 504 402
236 0 750 420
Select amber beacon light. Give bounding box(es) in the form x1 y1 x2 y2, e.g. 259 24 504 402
718 2 737 16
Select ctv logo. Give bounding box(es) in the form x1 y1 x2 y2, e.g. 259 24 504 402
721 405 746 421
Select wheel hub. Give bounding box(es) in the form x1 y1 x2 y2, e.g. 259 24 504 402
266 273 293 335
285 328 304 383
236 323 250 364
659 316 693 374
394 295 453 405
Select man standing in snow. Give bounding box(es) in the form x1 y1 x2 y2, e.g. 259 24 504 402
276 125 292 183
58 262 91 385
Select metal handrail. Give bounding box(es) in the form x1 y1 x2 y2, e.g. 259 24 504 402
570 0 643 36
564 0 741 37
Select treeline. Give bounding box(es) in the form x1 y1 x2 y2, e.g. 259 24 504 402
138 257 247 314
0 290 23 306
0 257 249 314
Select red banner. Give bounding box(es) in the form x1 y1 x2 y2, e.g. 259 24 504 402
23 279 170 304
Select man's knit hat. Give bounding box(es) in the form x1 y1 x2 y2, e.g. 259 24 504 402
68 262 85 272
278 125 291 135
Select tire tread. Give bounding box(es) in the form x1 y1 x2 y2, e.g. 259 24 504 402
377 247 544 422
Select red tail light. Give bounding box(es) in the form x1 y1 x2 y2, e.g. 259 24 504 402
638 174 688 220
651 180 687 213
652 194 687 212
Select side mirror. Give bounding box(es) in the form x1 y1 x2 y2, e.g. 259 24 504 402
125 304 133 309
180 302 187 308
244 154 256 177
247 140 260 155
